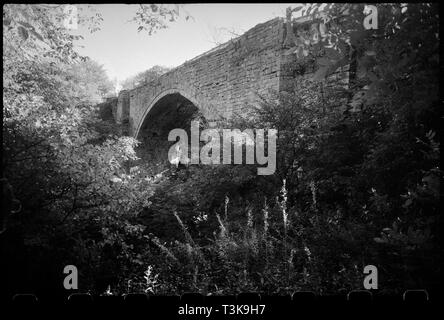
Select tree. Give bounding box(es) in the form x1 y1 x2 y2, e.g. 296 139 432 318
2 3 183 295
131 4 191 35
121 65 171 90
139 4 440 294
65 59 115 104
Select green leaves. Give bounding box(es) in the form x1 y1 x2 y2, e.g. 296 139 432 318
132 4 185 35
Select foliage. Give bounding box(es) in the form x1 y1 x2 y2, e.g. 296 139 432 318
2 4 155 295
131 4 192 35
133 3 440 295
120 65 171 91
65 59 115 103
1 3 440 296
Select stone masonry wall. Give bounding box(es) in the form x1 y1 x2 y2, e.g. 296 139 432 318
112 14 346 138
125 17 294 137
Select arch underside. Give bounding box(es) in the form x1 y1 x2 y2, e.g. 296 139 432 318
135 92 204 174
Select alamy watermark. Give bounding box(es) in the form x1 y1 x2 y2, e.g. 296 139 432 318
363 5 378 30
168 121 277 175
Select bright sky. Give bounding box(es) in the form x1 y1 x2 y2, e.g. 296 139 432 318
73 4 300 84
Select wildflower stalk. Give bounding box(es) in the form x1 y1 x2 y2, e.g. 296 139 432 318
310 180 317 211
262 197 269 265
224 195 229 221
216 213 228 239
243 205 254 275
173 211 204 263
151 236 178 262
309 180 320 232
277 179 289 284
173 211 195 246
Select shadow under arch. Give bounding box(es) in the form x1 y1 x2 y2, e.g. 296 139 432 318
134 89 202 139
135 90 207 175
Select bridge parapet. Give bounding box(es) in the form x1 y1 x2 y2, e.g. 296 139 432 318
116 17 295 137
115 14 331 138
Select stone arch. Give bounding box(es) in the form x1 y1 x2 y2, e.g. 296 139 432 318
134 88 201 139
134 89 205 174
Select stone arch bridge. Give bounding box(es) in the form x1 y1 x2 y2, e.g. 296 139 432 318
102 17 311 139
